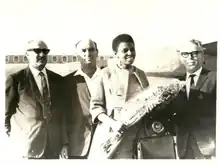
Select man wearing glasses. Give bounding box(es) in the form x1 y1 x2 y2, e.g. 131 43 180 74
170 39 216 159
5 40 68 159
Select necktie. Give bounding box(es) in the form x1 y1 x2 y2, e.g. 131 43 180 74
39 72 52 122
189 74 196 89
189 74 196 99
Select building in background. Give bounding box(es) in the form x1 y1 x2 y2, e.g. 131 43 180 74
5 41 217 72
5 55 113 63
5 54 114 68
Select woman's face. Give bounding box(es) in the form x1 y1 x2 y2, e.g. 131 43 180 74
115 42 136 68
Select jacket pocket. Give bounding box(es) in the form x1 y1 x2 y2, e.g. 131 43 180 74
11 114 30 135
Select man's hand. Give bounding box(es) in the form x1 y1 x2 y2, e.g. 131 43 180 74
59 144 68 159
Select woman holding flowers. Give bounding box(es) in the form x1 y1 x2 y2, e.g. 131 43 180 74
88 34 149 159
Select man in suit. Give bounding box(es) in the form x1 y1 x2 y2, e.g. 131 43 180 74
64 38 101 159
171 39 216 159
5 40 68 159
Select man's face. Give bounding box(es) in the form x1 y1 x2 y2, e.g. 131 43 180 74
26 41 49 71
115 42 136 67
76 40 98 66
180 43 204 73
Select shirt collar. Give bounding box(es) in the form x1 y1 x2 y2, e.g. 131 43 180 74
29 65 47 78
116 64 134 74
74 67 101 79
186 67 203 80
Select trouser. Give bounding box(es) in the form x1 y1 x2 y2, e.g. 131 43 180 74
23 149 59 160
68 125 96 159
24 155 59 159
68 155 88 159
68 149 90 159
23 130 59 159
181 132 205 159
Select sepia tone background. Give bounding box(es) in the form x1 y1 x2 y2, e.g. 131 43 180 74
1 0 218 159
5 41 217 83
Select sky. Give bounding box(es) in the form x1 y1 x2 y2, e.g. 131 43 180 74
0 0 219 56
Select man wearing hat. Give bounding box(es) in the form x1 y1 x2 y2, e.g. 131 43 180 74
5 40 68 159
169 39 216 159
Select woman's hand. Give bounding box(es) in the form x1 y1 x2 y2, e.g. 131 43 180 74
97 113 126 133
108 118 126 134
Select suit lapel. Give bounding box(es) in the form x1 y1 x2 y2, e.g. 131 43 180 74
46 69 52 97
133 66 148 89
196 68 209 90
46 69 56 108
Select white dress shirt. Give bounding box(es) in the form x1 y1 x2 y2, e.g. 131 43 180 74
186 67 202 98
74 67 101 93
29 66 50 95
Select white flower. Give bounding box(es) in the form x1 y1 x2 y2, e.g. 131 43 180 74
100 79 186 158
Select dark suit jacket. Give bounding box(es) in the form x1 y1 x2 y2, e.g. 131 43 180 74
5 67 67 158
64 71 96 157
170 68 216 158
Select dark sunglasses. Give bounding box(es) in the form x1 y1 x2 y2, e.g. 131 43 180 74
181 51 202 58
27 48 50 54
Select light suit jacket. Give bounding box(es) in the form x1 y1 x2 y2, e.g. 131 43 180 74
89 65 149 158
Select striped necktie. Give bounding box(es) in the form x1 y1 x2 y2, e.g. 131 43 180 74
39 72 52 122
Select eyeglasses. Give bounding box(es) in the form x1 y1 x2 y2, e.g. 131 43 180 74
27 48 50 55
181 51 202 58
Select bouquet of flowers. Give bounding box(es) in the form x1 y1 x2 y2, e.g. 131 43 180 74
100 79 186 158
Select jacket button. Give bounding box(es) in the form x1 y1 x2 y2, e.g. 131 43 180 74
152 121 164 133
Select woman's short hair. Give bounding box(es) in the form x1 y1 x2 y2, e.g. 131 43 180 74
112 34 135 52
